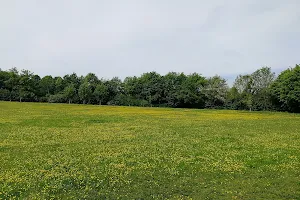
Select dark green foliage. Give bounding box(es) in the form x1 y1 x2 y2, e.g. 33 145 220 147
177 73 206 108
229 67 275 111
18 70 38 102
93 83 108 105
231 74 253 110
64 84 76 104
40 76 55 96
63 73 81 89
106 77 122 102
78 82 92 104
0 65 300 112
270 64 300 112
54 77 64 94
139 72 163 106
4 67 20 101
162 72 184 107
0 89 10 100
251 67 275 110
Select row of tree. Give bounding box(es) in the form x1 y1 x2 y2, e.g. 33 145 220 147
0 65 299 112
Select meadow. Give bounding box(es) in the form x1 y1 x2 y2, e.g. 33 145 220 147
0 101 299 199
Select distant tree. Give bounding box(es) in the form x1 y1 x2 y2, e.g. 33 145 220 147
0 65 299 112
161 72 185 107
78 82 92 104
40 76 55 96
233 74 253 111
18 70 36 102
232 67 275 111
139 72 163 106
201 75 228 108
123 76 140 99
64 84 76 104
84 73 99 86
54 77 64 94
106 77 122 103
226 87 241 109
84 73 99 103
94 83 108 105
5 67 19 101
251 67 275 110
234 74 253 94
0 69 9 89
179 73 206 108
0 70 10 100
63 73 81 89
32 74 41 99
270 64 300 112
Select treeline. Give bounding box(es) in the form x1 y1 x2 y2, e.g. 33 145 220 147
0 65 300 112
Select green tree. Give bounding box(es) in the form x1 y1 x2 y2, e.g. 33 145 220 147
270 64 300 112
106 77 122 103
84 73 99 86
233 74 253 111
201 75 228 108
226 87 241 109
78 82 92 104
18 70 37 102
5 67 20 101
179 73 206 108
0 69 11 100
123 76 140 98
139 72 163 106
94 83 108 105
63 73 81 89
0 69 9 89
54 77 64 93
162 72 186 107
251 67 275 110
40 76 55 96
64 84 76 104
32 74 41 99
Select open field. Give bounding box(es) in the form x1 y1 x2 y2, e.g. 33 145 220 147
0 102 300 199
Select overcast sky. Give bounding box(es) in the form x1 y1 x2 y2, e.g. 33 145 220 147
1 0 300 82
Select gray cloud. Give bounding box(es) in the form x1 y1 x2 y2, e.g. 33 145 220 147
1 0 299 80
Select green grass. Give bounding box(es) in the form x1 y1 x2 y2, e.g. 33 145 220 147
0 101 300 199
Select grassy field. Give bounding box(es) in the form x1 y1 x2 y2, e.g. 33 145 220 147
0 101 300 199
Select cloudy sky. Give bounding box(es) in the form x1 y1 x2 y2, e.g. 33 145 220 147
1 0 300 82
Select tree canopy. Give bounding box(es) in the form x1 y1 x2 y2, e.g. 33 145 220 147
1 65 300 112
